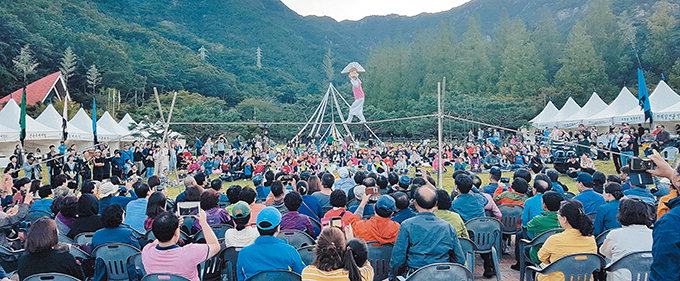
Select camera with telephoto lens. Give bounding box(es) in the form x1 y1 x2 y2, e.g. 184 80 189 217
629 158 655 186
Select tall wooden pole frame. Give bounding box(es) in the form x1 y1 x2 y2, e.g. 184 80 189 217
437 79 444 190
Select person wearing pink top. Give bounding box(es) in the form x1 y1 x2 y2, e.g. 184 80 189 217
346 68 367 123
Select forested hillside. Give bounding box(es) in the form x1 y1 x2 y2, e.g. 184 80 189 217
1 0 679 139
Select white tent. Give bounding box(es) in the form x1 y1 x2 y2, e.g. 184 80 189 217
0 123 19 143
0 99 60 140
118 113 137 131
36 104 91 141
98 111 130 137
69 108 118 142
584 87 639 127
614 80 680 124
540 97 582 128
530 100 559 128
559 92 608 128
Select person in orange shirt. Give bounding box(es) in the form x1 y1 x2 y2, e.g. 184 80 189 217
658 183 679 218
345 194 400 245
494 178 529 206
323 190 356 226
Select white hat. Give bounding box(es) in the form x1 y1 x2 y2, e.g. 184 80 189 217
99 182 118 198
354 185 366 200
338 167 349 178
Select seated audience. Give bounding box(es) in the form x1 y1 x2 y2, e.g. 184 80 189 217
433 189 469 239
92 204 140 249
67 194 103 239
537 200 597 281
224 201 259 247
494 178 529 206
324 189 356 226
29 185 54 213
236 207 305 280
141 211 221 281
54 196 78 242
301 227 374 281
280 191 315 237
657 180 678 219
124 182 151 233
593 183 623 236
647 154 680 280
526 191 564 264
17 217 84 280
471 175 502 219
145 192 167 231
600 198 653 281
210 178 229 203
347 194 400 244
311 175 333 211
224 185 242 213
239 187 265 225
390 192 416 223
623 183 656 205
193 189 233 230
389 187 464 279
265 181 288 214
451 174 487 222
296 180 324 222
573 173 605 214
522 177 550 228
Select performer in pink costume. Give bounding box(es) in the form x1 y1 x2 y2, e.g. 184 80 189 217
346 68 367 123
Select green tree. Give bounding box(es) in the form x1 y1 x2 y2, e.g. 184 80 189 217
86 64 102 95
531 15 562 81
59 47 78 85
643 0 679 73
496 20 547 98
12 44 39 84
554 23 608 101
451 18 496 95
322 44 334 83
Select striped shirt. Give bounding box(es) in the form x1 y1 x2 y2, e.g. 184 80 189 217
301 264 374 281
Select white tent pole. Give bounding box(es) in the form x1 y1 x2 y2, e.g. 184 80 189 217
330 84 354 142
438 78 444 190
292 85 328 141
314 90 330 136
310 89 330 137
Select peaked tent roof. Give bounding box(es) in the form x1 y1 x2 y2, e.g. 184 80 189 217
614 80 680 124
97 111 130 136
0 72 70 108
118 113 137 131
559 92 608 128
538 97 581 128
585 87 639 126
69 108 118 141
0 123 19 143
530 100 559 127
0 99 61 140
36 104 91 141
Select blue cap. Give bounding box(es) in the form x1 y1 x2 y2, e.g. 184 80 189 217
399 175 411 186
375 195 396 212
576 173 594 187
256 207 282 230
252 174 263 185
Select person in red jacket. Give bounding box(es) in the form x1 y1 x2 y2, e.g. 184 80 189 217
346 194 400 245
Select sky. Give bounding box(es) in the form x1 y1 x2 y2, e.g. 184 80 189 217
280 0 473 21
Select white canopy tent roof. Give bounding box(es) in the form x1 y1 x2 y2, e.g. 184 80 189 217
585 87 639 126
118 113 137 131
69 108 118 142
539 97 581 128
559 92 608 128
530 100 559 127
0 123 19 143
36 104 91 141
0 99 60 140
614 80 680 124
98 111 130 136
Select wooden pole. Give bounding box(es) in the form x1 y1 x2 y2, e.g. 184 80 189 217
154 87 166 124
162 91 178 144
438 79 444 189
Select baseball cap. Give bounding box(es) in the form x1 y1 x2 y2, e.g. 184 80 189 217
375 195 396 212
256 207 282 230
99 182 118 197
354 185 366 200
576 173 594 187
230 201 251 219
252 174 263 185
338 167 349 178
399 176 411 186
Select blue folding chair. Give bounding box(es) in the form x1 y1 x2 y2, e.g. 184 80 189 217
74 232 95 245
605 251 652 281
405 263 473 281
0 245 23 272
68 245 90 260
246 270 301 281
297 246 316 266
519 229 563 281
367 242 393 281
498 204 523 252
458 238 477 274
141 273 190 281
93 243 142 281
199 247 225 281
596 228 615 248
24 273 81 281
527 253 604 281
128 253 146 281
276 230 315 249
222 247 243 281
465 217 502 281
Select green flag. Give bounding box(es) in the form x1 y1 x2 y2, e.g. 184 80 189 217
19 87 26 146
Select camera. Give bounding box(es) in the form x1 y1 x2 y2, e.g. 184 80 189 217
630 158 654 172
629 158 655 186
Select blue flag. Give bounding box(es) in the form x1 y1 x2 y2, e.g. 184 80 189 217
637 68 652 123
92 98 98 144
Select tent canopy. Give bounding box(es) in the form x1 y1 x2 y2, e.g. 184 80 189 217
70 108 118 141
560 92 608 128
0 99 60 140
585 87 638 126
98 111 130 136
119 113 137 131
615 80 680 124
36 104 91 141
530 100 559 127
539 97 581 128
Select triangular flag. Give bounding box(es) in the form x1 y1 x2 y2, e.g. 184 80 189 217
637 68 652 123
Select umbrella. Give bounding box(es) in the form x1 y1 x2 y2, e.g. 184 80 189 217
341 62 366 73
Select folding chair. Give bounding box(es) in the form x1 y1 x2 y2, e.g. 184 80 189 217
367 242 393 281
405 263 473 281
605 251 652 281
68 245 90 260
276 230 315 249
222 247 243 281
519 229 563 281
24 273 81 281
527 253 604 281
140 273 190 281
0 245 24 272
74 232 95 245
296 246 316 265
458 238 477 274
93 243 142 280
199 247 225 281
246 270 301 281
465 217 502 281
498 204 523 250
